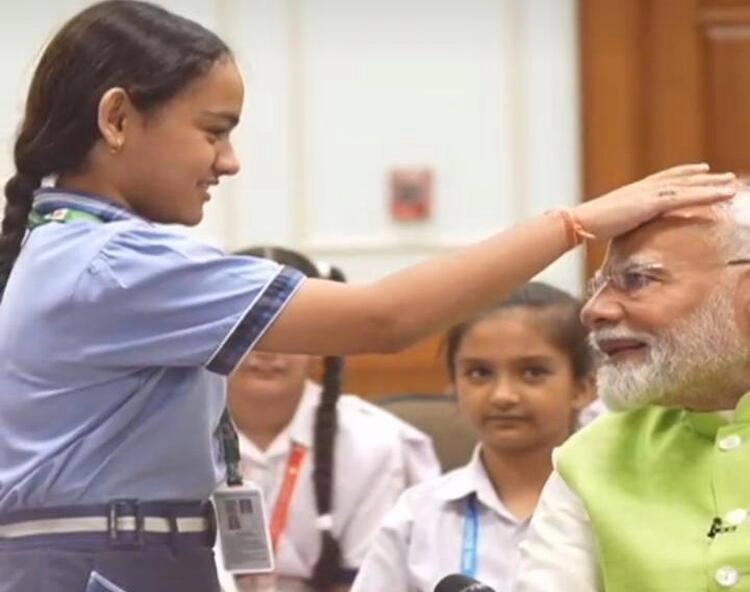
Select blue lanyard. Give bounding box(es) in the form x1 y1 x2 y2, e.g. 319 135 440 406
461 494 479 577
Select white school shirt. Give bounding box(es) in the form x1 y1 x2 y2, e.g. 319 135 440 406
352 446 529 592
217 381 440 592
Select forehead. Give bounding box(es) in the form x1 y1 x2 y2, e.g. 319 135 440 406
604 215 722 270
456 309 565 361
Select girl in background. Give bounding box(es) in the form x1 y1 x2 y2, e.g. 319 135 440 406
352 282 595 592
219 247 440 592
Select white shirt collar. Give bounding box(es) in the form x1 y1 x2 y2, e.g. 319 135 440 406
435 445 520 523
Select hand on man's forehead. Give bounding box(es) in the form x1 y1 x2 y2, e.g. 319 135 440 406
602 204 726 270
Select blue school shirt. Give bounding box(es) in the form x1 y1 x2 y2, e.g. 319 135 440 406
0 189 305 513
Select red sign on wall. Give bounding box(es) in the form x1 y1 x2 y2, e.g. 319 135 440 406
390 168 433 222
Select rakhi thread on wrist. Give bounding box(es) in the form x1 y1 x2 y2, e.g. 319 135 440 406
551 208 596 249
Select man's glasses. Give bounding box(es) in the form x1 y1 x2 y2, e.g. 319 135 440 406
586 258 750 299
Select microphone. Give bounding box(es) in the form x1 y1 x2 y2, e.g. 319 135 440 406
434 574 496 592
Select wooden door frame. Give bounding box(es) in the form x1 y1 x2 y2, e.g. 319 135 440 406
579 0 705 277
580 0 645 277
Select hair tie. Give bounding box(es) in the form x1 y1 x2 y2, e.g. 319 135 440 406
316 260 333 279
315 514 333 531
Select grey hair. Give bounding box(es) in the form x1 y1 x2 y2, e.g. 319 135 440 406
711 187 750 259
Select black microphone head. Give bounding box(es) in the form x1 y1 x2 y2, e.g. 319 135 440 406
434 574 495 592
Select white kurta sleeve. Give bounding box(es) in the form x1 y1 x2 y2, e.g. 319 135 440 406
514 470 602 592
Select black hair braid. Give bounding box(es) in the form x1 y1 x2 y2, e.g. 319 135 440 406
311 264 347 592
0 165 43 300
233 245 348 589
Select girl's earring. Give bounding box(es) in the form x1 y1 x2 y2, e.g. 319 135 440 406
110 138 124 154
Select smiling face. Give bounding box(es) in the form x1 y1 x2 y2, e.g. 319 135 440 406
227 350 313 439
452 307 590 453
229 351 312 406
582 210 750 411
98 56 243 225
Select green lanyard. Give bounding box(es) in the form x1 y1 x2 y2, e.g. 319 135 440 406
27 207 104 230
26 204 244 487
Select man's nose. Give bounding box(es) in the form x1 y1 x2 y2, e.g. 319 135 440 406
581 288 626 330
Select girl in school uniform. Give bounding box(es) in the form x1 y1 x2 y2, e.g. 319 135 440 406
351 282 596 592
218 247 439 592
0 0 736 589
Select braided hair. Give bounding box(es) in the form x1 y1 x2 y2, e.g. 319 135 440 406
237 246 346 591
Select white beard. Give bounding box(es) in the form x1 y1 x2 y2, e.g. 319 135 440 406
594 286 749 411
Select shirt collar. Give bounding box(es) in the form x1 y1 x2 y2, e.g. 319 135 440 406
435 445 519 522
286 381 320 448
238 381 321 462
684 392 750 437
435 446 483 502
33 188 145 224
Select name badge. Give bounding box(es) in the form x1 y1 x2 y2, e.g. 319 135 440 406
214 483 274 574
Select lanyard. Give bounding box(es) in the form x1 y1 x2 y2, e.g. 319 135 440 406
220 410 244 487
26 205 246 490
269 443 307 551
27 207 103 230
461 494 479 578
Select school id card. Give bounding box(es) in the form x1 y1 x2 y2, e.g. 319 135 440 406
214 483 274 574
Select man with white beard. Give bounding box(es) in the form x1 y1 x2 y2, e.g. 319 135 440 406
514 195 750 592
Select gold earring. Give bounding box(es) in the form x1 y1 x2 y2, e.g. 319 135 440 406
110 138 123 154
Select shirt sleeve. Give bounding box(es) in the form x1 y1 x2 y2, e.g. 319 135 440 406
339 438 405 571
399 428 441 487
514 470 602 592
350 495 413 592
359 404 442 487
69 226 305 375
